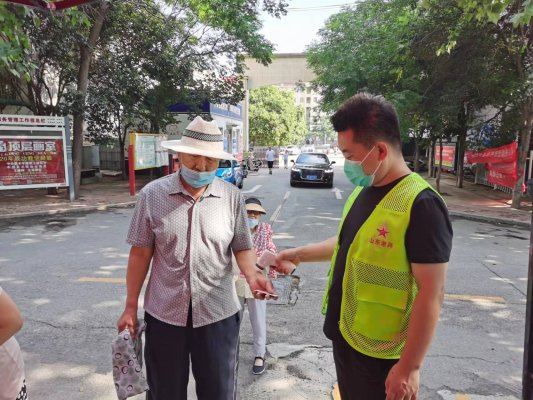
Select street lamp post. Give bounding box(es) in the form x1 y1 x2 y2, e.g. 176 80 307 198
523 178 533 399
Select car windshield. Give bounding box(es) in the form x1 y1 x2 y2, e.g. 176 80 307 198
296 154 330 165
218 160 232 168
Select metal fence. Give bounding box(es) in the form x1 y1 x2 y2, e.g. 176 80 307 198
99 147 123 171
473 163 513 194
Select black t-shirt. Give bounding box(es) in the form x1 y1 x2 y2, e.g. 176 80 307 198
323 175 453 342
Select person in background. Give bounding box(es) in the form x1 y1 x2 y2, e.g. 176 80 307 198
265 147 276 175
0 287 27 400
235 197 277 375
283 150 289 169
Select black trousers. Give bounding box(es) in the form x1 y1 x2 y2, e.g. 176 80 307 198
267 161 274 169
144 309 241 400
332 338 398 400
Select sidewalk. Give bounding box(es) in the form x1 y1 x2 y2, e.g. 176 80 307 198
0 172 531 227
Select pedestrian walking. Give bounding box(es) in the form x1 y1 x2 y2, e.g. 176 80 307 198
283 150 289 169
117 116 276 400
0 287 27 400
265 147 275 174
275 93 453 400
234 197 277 375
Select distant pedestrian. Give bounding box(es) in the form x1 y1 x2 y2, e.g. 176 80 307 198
265 147 275 174
0 287 27 400
283 150 289 169
117 116 275 400
234 197 277 375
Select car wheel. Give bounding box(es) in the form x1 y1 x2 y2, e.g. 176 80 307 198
290 180 296 187
237 179 243 189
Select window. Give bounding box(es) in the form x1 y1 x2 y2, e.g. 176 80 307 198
306 97 311 103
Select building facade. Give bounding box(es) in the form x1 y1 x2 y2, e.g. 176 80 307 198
244 53 327 146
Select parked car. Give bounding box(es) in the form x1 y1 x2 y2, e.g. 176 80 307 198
290 152 335 187
285 145 301 155
301 144 315 153
405 159 428 172
216 159 244 188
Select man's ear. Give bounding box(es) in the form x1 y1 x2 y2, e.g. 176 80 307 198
376 142 389 161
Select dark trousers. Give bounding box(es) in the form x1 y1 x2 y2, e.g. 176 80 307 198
267 161 274 169
332 338 398 400
144 309 241 400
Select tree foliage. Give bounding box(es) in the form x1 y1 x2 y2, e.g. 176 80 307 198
1 0 288 189
249 86 307 146
308 0 524 190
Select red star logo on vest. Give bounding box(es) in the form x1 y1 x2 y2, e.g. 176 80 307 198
377 225 389 238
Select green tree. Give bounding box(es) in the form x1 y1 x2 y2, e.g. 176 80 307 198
1 0 288 196
249 86 307 146
440 0 533 207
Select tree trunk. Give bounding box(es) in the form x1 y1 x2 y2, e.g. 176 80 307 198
119 136 126 181
413 134 420 173
511 97 533 208
436 135 443 193
72 2 110 197
456 102 468 189
427 138 435 178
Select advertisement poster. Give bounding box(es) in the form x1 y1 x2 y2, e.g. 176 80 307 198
0 135 67 188
435 145 456 169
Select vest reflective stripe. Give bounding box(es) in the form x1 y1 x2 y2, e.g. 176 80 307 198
321 173 442 359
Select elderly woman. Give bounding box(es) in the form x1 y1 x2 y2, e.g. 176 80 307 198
235 197 277 375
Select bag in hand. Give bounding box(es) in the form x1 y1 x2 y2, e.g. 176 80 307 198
111 322 148 400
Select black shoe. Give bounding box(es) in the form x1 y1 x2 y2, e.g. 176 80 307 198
252 357 266 375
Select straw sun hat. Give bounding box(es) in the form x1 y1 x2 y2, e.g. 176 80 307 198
161 116 235 161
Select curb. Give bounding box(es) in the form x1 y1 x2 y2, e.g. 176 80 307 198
0 201 137 221
449 210 531 229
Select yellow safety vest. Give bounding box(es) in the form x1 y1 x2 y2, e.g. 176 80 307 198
321 173 442 359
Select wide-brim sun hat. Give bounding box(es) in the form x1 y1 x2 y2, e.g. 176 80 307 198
245 197 266 214
161 116 236 161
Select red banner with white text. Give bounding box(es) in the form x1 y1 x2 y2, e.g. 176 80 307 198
466 142 517 188
0 138 66 187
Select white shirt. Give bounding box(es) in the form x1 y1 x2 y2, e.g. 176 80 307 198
0 287 25 400
266 150 275 162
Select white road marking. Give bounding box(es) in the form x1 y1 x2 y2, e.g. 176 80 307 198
243 185 261 194
331 187 344 200
270 191 291 226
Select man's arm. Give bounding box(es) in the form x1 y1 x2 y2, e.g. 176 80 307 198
117 246 154 335
274 235 337 274
385 262 448 399
234 248 275 298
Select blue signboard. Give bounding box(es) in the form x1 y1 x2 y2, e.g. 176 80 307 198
167 101 242 122
209 103 242 120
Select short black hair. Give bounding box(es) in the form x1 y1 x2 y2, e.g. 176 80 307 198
330 92 401 149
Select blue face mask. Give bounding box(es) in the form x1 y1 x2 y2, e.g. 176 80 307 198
344 146 382 187
180 165 217 188
247 218 259 229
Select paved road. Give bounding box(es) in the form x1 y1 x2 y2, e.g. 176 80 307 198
0 163 528 399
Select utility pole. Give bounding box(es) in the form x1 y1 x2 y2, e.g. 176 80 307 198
523 178 533 399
